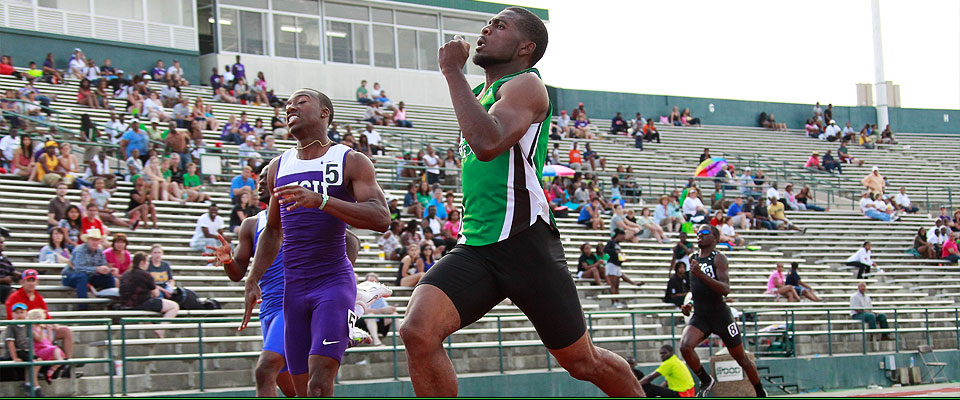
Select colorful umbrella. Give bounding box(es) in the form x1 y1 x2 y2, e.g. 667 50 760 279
694 157 728 177
543 165 575 177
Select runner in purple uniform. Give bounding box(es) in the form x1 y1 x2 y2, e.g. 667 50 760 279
242 88 390 397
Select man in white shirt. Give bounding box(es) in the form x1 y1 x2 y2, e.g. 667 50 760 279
105 112 125 144
927 220 944 248
0 129 19 168
893 187 918 213
189 204 226 252
874 196 900 221
222 64 234 85
557 110 571 137
363 124 383 155
166 60 187 86
765 182 780 206
849 282 891 340
820 120 841 141
860 192 894 222
681 189 707 222
68 49 86 79
845 241 877 279
142 92 169 122
841 122 856 137
422 145 441 185
160 81 180 108
82 59 101 83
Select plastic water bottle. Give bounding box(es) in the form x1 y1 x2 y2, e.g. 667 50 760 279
909 357 915 368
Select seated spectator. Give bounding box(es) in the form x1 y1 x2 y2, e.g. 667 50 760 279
663 263 689 308
642 118 661 143
34 141 65 187
4 303 44 395
795 186 826 212
610 204 642 243
63 229 115 307
943 231 960 264
357 273 396 346
578 198 605 230
572 114 594 139
850 282 891 340
859 192 892 222
768 195 803 232
913 228 937 259
363 101 387 125
568 142 583 171
233 77 253 103
356 80 372 104
820 150 842 174
719 217 745 247
26 308 67 382
102 233 131 279
142 92 170 122
230 192 258 234
402 183 424 217
680 108 701 126
251 72 270 105
11 135 37 180
655 196 682 232
785 262 821 301
577 243 606 285
81 203 110 240
804 151 823 171
120 119 149 161
230 166 256 203
766 263 799 301
362 124 384 155
879 124 897 144
760 112 787 131
681 189 707 222
582 143 606 172
846 241 878 279
125 176 156 229
861 166 885 195
190 204 226 252
45 182 71 232
392 101 413 127
858 125 876 149
610 112 628 134
150 60 166 81
120 252 179 337
375 90 394 110
604 229 641 308
0 236 21 305
893 187 919 213
38 228 71 265
211 75 237 103
378 221 403 261
637 345 696 398
639 207 668 243
42 53 63 84
804 119 820 138
725 197 751 230
58 205 83 247
160 81 180 108
667 106 681 126
181 162 211 203
820 120 841 141
442 149 460 186
397 244 425 287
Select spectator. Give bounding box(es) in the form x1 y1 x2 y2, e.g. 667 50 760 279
654 196 681 233
422 146 441 185
233 77 253 103
840 122 856 142
761 112 787 131
363 101 386 125
572 114 593 139
577 243 606 285
35 141 64 187
609 204 642 243
160 81 180 108
610 112 628 134
120 119 149 160
399 219 424 248
568 142 583 171
803 151 823 171
766 263 799 301
81 203 110 240
375 90 394 110
182 162 211 203
894 187 918 213
46 182 71 231
642 118 661 143
230 166 256 203
785 262 822 301
402 183 424 217
879 125 897 144
362 124 384 155
555 110 571 137
681 188 707 222
680 108 701 126
120 252 179 337
390 101 413 127
378 221 403 261
667 106 681 126
861 166 884 195
821 120 841 141
211 75 237 103
846 241 877 279
698 148 711 164
604 229 641 308
104 233 131 278
571 102 588 121
142 92 169 122
150 60 166 81
943 231 960 264
850 282 891 340
143 155 169 202
38 227 70 265
4 303 43 395
637 207 668 244
858 125 876 149
356 80 372 104
58 205 82 247
912 228 936 259
64 229 115 306
357 273 396 346
270 105 288 138
663 262 689 308
719 217 745 247
442 149 460 186
26 308 67 382
637 345 696 397
142 245 176 300
0 236 21 304
725 197 751 230
578 198 605 230
820 150 842 175
190 204 226 252
812 102 823 124
230 192 258 234
795 186 826 212
767 193 800 231
804 119 820 138
582 143 606 172
42 53 63 83
398 243 425 287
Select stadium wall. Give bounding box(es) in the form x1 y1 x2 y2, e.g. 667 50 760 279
171 351 959 397
0 27 200 86
547 86 960 135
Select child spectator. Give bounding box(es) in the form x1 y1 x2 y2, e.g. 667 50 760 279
4 303 42 395
39 228 71 264
26 309 65 383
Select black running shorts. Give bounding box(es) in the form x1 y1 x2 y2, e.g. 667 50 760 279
419 219 586 349
689 306 743 347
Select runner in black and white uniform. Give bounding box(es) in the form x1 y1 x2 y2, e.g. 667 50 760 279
679 225 766 397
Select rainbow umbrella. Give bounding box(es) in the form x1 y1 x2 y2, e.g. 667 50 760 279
543 165 576 177
694 157 728 177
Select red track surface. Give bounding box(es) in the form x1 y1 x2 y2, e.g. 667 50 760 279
848 386 960 397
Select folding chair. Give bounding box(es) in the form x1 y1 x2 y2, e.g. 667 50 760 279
916 345 947 384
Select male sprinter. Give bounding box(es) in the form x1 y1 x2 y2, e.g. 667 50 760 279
680 225 765 397
399 7 643 397
241 89 390 397
209 162 388 396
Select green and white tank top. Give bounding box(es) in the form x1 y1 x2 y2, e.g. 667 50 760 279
458 68 554 246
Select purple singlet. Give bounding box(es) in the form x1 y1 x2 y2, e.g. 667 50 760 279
275 144 357 374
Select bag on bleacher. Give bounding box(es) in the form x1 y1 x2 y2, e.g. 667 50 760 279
171 287 205 310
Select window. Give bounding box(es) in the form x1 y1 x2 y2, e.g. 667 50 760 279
272 0 318 14
397 11 437 29
372 8 393 24
326 20 369 65
147 0 180 25
373 25 395 68
239 10 265 55
417 30 438 71
181 0 194 27
444 34 482 75
38 0 89 13
274 14 297 58
397 28 417 69
94 0 142 20
218 8 240 52
324 2 368 20
220 0 267 8
442 16 485 34
298 18 321 60
276 15 320 59
197 0 215 53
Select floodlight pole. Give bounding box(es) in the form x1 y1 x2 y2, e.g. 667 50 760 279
871 0 889 130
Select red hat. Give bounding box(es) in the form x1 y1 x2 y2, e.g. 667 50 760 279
578 102 584 107
560 110 566 114
22 269 38 280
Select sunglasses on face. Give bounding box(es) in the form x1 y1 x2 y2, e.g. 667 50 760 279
697 229 711 235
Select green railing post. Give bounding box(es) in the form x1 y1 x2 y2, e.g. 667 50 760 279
26 320 35 397
827 310 832 356
107 321 114 397
497 316 504 374
924 308 930 346
631 313 637 361
894 309 899 353
198 321 205 392
391 316 399 381
121 320 128 396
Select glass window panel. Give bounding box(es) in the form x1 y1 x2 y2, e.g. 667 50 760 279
327 20 351 63
324 2 367 21
352 23 370 65
442 16 485 34
38 0 89 13
218 7 240 52
95 0 143 20
396 11 436 28
182 0 194 27
272 0 318 14
444 33 481 75
197 0 215 54
372 25 395 68
220 0 266 8
274 14 297 58
397 28 417 69
297 17 321 60
417 30 438 71
240 10 265 55
371 8 392 23
148 0 180 24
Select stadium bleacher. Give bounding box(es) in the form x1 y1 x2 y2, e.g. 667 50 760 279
0 73 957 396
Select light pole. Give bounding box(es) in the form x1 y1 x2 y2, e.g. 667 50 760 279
870 0 889 130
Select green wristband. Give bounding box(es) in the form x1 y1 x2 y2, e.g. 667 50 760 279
319 193 329 210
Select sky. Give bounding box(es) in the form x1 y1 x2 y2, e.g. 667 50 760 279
498 0 960 110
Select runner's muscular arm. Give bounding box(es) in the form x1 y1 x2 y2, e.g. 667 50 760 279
691 253 731 296
241 157 281 330
223 216 257 282
438 38 548 162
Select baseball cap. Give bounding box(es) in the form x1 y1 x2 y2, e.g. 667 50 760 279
11 303 27 311
871 166 879 172
578 102 584 107
44 140 57 148
829 120 836 124
22 269 38 280
560 110 566 114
